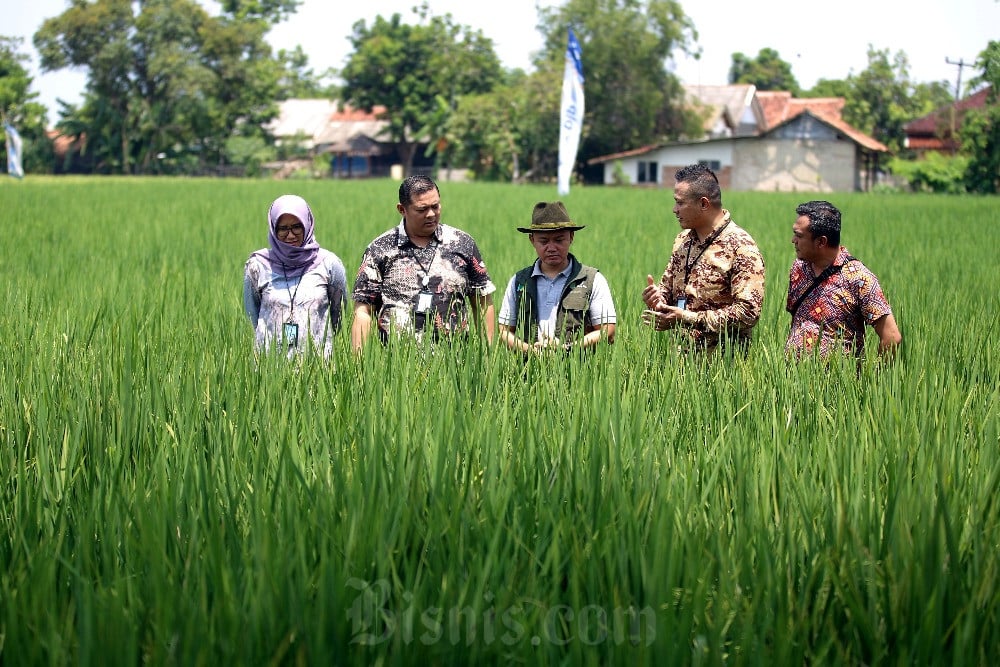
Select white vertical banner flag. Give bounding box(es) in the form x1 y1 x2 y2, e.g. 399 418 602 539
557 28 584 196
4 123 24 179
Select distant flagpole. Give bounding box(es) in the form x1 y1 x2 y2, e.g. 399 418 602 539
557 28 584 196
4 122 24 179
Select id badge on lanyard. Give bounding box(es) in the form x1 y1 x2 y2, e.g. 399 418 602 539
415 269 435 314
415 290 433 314
280 265 303 347
283 322 299 347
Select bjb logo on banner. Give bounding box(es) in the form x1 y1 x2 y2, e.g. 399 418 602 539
557 28 584 196
4 123 25 179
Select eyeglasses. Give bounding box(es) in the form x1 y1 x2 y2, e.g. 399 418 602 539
275 223 305 238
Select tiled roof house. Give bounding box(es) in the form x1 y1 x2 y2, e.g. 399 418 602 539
588 85 889 192
903 86 993 155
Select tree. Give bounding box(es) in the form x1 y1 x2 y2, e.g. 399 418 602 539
728 48 800 94
841 46 937 154
0 36 53 173
447 88 518 181
446 68 562 182
505 69 567 182
33 0 300 174
340 5 503 175
196 10 286 169
34 0 137 172
276 46 338 100
534 0 700 179
801 78 851 99
960 40 1000 193
888 152 969 193
218 0 300 22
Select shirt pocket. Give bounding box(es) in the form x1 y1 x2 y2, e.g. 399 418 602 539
561 288 589 313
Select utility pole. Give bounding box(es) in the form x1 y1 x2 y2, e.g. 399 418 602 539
944 57 976 151
945 57 976 100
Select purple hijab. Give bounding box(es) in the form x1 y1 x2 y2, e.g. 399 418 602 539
252 194 322 278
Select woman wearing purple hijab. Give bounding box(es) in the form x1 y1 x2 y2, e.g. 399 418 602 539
243 194 347 358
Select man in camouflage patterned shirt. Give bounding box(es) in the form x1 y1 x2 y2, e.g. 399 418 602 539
351 174 496 351
642 164 765 354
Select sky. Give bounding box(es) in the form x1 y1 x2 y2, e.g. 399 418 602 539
6 0 998 121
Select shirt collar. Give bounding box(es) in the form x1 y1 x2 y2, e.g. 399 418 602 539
395 218 443 248
706 209 732 236
530 257 575 279
685 209 732 243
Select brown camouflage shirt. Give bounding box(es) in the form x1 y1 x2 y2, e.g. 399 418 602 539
656 210 766 351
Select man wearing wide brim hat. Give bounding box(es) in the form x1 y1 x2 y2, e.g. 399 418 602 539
515 200 587 233
498 201 616 355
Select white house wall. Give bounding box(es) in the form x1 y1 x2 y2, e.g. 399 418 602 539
602 143 734 185
732 139 856 192
598 125 868 192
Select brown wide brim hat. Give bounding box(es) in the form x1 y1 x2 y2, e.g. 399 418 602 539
517 201 586 233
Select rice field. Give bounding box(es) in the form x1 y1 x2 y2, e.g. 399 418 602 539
0 177 998 665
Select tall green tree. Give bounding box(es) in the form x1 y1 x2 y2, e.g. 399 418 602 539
841 46 942 154
340 5 503 175
276 46 337 100
534 0 700 178
131 0 216 173
219 0 299 22
35 0 137 172
728 48 800 94
960 40 1000 193
801 78 851 99
447 68 562 182
0 36 52 173
195 9 285 170
33 0 299 174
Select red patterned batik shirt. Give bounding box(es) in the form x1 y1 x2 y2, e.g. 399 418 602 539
785 246 892 358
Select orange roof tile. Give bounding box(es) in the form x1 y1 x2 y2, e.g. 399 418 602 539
756 91 845 131
330 104 387 121
764 109 888 152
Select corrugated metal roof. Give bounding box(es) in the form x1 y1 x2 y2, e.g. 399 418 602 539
314 120 389 156
266 100 394 155
266 99 339 138
683 84 758 133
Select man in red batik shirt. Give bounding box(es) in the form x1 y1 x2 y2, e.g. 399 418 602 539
786 200 902 360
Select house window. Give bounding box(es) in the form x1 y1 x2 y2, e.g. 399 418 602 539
698 159 721 172
637 161 658 183
331 154 369 177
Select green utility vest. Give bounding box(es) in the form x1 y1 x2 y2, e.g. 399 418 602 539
513 256 599 345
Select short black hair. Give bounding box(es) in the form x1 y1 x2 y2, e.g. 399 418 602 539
399 174 439 206
674 164 721 208
796 200 842 246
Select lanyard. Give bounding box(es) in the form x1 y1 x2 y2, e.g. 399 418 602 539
683 220 731 286
280 264 303 317
411 243 439 288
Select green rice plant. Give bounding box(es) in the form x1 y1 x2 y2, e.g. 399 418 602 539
0 176 997 665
